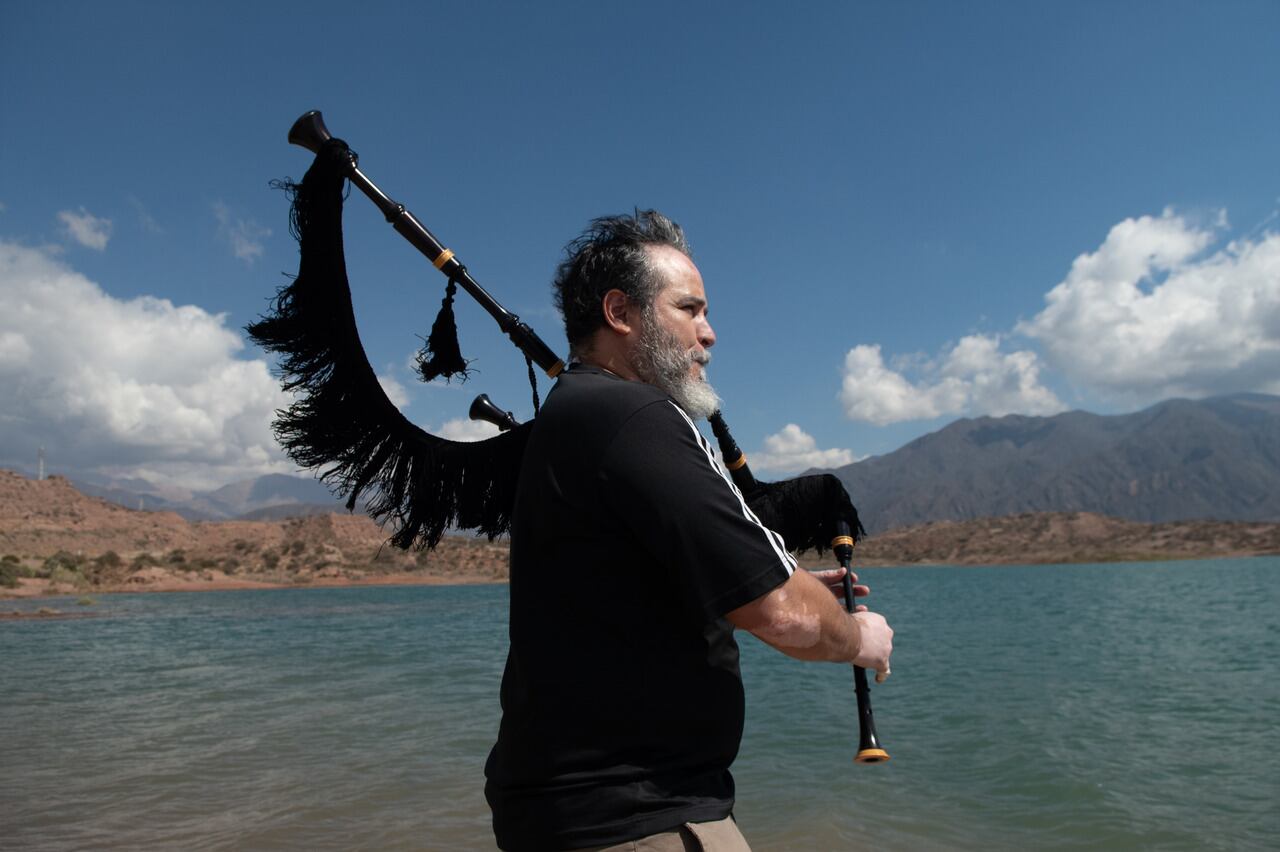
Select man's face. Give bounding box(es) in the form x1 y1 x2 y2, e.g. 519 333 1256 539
632 245 721 418
643 245 716 372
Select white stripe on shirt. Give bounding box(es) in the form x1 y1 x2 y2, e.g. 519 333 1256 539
667 401 796 575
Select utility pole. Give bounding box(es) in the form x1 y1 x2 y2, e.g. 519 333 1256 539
37 446 46 481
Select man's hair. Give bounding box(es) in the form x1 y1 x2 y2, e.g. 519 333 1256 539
553 210 691 354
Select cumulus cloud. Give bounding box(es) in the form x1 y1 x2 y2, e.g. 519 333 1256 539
377 374 409 409
1018 209 1280 401
213 201 271 263
751 424 856 475
0 240 291 488
840 207 1280 425
840 336 1064 426
57 207 112 250
435 418 501 442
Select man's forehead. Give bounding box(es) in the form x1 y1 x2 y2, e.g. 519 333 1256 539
646 244 706 301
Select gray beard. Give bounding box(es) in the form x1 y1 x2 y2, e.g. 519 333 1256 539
633 313 721 420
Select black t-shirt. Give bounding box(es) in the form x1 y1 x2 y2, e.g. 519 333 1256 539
484 366 796 850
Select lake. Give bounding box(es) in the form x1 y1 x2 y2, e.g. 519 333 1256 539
3 557 1277 850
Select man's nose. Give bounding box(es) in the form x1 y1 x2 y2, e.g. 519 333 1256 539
698 318 716 349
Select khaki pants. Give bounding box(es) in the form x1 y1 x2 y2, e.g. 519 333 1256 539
573 815 751 852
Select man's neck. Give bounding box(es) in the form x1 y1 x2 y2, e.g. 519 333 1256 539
574 349 641 382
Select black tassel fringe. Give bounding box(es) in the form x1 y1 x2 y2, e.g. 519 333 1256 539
247 140 526 550
744 473 866 556
416 277 472 383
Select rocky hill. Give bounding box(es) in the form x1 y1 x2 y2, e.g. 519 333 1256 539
0 471 508 598
833 393 1280 532
4 470 1277 602
823 512 1280 568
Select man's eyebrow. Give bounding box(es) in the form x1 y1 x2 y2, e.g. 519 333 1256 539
674 295 707 308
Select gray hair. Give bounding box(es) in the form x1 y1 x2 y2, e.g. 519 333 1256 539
553 210 690 355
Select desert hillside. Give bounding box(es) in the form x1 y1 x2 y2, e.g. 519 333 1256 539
3 470 1277 601
836 511 1280 567
0 471 508 598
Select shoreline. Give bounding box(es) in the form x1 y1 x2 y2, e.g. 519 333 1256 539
1 569 506 608
5 471 1276 607
8 550 1277 611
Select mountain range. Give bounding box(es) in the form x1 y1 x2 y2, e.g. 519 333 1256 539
829 392 1280 533
39 392 1280 532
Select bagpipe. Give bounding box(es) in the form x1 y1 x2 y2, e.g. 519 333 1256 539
249 111 887 762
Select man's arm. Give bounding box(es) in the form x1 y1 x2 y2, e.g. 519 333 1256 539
726 568 893 672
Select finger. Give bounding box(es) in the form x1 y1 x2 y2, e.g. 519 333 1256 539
875 667 891 684
808 567 846 581
854 604 868 612
851 584 870 597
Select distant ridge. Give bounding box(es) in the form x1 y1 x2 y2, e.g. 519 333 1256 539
26 393 1280 534
832 393 1280 533
70 472 347 521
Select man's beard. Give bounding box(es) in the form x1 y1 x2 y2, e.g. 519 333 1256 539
633 313 721 419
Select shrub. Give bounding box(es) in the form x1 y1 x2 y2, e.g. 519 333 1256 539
48 565 87 588
0 563 20 588
93 551 123 569
2 554 19 564
166 549 186 564
42 551 84 577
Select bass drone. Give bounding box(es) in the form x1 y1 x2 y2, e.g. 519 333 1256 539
249 110 888 763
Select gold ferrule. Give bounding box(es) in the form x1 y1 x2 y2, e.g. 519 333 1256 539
727 454 747 471
832 535 855 548
433 248 455 269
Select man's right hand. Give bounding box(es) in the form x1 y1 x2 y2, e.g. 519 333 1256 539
727 568 893 671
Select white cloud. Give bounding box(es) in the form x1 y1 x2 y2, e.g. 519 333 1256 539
57 207 112 250
0 240 291 489
377 374 409 409
751 424 856 475
840 336 1064 425
840 207 1280 424
435 418 501 442
213 201 271 263
1019 209 1280 401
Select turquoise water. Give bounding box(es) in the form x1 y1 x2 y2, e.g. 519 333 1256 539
2 557 1277 850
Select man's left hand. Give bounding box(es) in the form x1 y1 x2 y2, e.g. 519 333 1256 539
806 566 870 610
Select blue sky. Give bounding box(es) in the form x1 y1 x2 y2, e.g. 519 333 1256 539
2 1 1278 490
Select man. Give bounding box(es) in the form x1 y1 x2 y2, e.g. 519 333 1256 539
484 211 893 851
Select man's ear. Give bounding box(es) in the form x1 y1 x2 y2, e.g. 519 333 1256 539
601 289 634 336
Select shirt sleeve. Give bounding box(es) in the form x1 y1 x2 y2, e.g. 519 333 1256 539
598 399 796 621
